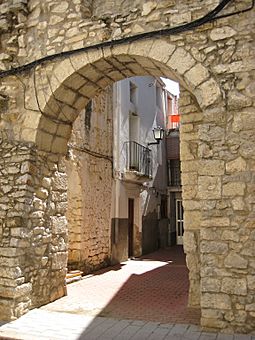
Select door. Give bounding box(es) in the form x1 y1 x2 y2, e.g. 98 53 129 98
176 199 184 245
128 198 134 257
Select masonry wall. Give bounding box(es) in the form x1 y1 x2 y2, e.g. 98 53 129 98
0 140 67 319
0 0 254 333
66 87 113 274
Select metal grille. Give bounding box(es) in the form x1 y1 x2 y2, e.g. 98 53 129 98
168 160 181 186
125 141 152 178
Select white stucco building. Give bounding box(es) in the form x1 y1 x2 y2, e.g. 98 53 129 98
111 76 170 262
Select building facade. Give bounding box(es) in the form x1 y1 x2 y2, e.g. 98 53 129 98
0 0 254 332
66 76 170 273
111 76 169 263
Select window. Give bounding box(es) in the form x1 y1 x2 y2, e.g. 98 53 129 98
129 82 137 106
84 100 92 131
129 112 140 143
168 160 181 186
156 86 162 109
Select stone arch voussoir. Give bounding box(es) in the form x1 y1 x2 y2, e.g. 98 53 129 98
35 38 222 154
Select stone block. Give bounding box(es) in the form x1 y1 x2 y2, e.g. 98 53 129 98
201 277 221 293
198 160 225 176
198 176 221 200
128 39 154 58
52 172 67 191
210 26 236 41
222 182 245 197
246 303 255 311
226 157 246 173
65 72 87 91
247 275 255 290
222 230 239 242
200 241 228 254
184 63 209 87
180 141 196 160
228 91 252 110
201 293 231 310
167 47 195 75
184 210 201 229
221 277 247 296
37 131 53 152
202 217 230 228
196 78 221 109
54 86 77 106
51 216 67 235
149 40 176 64
231 197 245 211
51 136 68 154
232 108 255 133
183 231 197 253
0 283 32 299
36 188 48 200
52 252 67 270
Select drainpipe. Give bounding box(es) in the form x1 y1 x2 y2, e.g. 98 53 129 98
113 82 121 243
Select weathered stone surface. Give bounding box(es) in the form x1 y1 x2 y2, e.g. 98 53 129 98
226 157 246 173
221 278 247 296
51 216 67 235
222 182 245 197
0 0 254 333
198 176 221 199
197 78 221 108
201 241 228 254
198 160 224 176
228 91 252 110
168 47 196 75
210 26 236 41
201 293 231 310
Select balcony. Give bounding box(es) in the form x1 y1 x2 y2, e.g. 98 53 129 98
124 141 152 183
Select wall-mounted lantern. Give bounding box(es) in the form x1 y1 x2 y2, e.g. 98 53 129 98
148 126 164 146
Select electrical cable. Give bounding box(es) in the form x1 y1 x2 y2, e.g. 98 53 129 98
68 143 113 162
0 0 253 79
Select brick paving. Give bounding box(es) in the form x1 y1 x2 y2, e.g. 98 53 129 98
0 247 254 339
41 246 200 325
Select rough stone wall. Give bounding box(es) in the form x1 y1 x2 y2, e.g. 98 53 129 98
0 0 254 333
66 86 113 274
0 139 67 320
179 88 202 309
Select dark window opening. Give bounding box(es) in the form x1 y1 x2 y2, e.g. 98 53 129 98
168 160 181 186
85 100 92 131
160 194 168 219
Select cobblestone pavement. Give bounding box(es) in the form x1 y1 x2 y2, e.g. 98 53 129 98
0 247 254 339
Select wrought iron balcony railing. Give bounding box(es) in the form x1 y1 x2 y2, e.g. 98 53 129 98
125 141 152 179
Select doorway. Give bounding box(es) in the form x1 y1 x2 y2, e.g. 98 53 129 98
128 198 134 258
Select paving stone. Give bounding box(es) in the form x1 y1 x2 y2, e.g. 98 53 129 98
169 324 189 335
114 325 141 339
200 333 218 340
147 326 171 339
217 335 234 340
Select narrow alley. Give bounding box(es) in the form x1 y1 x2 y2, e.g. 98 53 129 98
0 247 253 339
41 246 200 325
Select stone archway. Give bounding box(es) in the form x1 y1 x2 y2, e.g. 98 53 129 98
0 2 254 333
1 39 221 320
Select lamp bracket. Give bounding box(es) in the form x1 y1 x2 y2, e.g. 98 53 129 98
147 141 160 146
